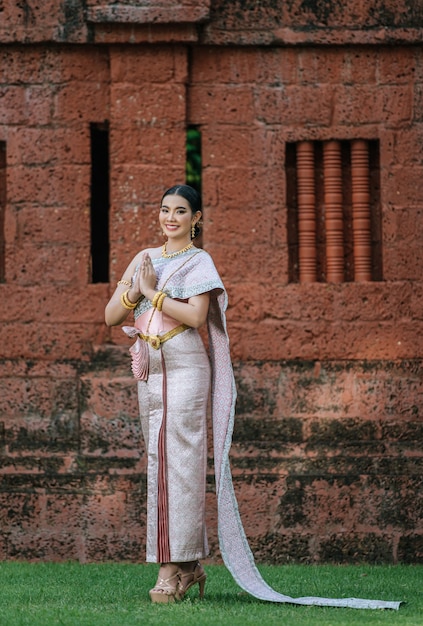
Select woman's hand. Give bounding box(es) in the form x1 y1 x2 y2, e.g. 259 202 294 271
129 252 157 302
132 252 157 301
139 253 157 298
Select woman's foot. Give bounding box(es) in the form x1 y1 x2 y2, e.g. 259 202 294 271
149 564 181 603
178 561 207 600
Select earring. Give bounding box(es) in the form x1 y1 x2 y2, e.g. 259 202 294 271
191 222 196 239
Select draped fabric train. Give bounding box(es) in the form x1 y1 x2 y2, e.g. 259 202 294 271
207 291 401 610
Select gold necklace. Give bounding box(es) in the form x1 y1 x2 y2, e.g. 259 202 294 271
161 241 193 259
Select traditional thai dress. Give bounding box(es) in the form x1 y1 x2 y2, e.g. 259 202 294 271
123 246 400 611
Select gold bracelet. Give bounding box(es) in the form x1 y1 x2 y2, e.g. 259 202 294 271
125 290 140 307
152 291 163 309
156 292 167 312
117 279 131 287
120 293 135 310
120 289 138 310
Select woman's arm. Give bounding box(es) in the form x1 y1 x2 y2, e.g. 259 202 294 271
150 291 210 329
104 254 143 327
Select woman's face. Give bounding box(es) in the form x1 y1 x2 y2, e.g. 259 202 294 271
159 194 200 242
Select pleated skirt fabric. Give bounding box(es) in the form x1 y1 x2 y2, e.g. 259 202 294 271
137 327 210 563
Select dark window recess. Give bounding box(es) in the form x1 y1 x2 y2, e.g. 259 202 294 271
287 139 382 283
186 126 202 245
0 142 6 283
90 122 110 283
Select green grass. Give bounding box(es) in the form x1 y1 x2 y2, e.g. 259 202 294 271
0 562 421 626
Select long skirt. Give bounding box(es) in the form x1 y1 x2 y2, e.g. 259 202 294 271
137 327 210 563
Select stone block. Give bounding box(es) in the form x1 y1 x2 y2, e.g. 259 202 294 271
298 48 345 85
12 205 90 245
110 46 186 83
8 127 91 167
7 165 90 206
201 126 275 169
111 83 185 126
397 534 423 564
188 85 255 125
392 126 423 166
378 48 417 85
45 48 109 82
333 85 384 125
250 533 311 564
343 49 378 85
24 85 56 126
5 413 79 454
53 82 109 125
0 86 27 125
319 534 394 564
94 23 199 45
6 243 91 285
86 0 210 26
383 243 423 281
0 2 84 44
254 84 333 126
0 321 107 360
111 126 185 167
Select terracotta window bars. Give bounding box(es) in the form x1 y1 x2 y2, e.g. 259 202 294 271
286 139 382 283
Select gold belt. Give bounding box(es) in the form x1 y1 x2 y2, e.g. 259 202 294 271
138 324 189 350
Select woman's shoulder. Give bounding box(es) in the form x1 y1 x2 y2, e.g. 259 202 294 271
191 248 222 280
194 247 217 268
147 245 163 260
132 246 162 266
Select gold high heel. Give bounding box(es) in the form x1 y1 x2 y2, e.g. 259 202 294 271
178 561 207 600
149 572 181 603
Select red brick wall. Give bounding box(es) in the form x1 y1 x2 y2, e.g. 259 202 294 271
0 2 422 563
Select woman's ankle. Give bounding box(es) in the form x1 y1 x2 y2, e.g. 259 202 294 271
158 562 179 579
178 560 199 575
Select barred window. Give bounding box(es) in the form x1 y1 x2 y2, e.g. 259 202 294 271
287 139 382 283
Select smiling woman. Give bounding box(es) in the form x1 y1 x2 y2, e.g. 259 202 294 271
159 191 201 256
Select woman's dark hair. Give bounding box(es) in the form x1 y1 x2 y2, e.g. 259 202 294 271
161 184 202 239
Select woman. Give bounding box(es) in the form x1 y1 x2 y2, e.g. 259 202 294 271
105 185 400 610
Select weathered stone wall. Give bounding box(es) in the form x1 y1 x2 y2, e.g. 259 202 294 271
0 1 422 563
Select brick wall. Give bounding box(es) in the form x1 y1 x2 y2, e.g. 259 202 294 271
0 2 422 563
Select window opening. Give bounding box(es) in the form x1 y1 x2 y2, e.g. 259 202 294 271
186 126 201 194
90 122 109 283
287 139 382 283
186 126 202 246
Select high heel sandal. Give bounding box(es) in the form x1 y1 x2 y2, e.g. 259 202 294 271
149 572 181 603
178 561 207 600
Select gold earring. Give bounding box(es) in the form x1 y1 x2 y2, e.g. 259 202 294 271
191 222 196 239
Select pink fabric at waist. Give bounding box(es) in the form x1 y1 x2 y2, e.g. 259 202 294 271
135 308 184 335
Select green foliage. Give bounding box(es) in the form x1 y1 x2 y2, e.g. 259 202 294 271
186 127 201 193
0 562 421 626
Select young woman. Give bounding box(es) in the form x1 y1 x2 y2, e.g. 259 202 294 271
105 185 400 610
105 185 220 602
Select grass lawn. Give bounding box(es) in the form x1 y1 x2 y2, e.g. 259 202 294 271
0 561 421 626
